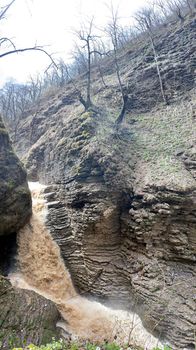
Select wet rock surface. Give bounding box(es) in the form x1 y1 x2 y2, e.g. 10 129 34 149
0 277 60 348
0 116 31 236
0 117 60 348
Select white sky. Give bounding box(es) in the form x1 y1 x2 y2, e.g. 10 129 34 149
0 0 147 87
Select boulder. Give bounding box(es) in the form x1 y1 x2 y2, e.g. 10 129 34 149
0 116 31 236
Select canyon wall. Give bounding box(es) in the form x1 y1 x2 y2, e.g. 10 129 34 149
0 116 31 236
0 277 59 348
12 15 196 349
0 118 60 347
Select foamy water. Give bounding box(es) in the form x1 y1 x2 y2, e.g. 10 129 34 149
9 182 163 349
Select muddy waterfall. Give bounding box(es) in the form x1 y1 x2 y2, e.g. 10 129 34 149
10 182 162 349
0 10 195 350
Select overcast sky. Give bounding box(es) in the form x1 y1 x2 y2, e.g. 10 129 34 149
0 0 146 87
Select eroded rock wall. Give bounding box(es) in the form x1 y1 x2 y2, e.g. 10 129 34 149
26 107 195 349
0 277 60 348
0 118 60 347
10 15 196 350
0 116 31 236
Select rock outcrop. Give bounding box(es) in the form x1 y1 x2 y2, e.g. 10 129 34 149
18 102 196 349
10 15 196 350
0 117 60 348
0 116 31 236
0 277 60 348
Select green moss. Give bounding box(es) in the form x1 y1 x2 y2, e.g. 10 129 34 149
82 130 91 138
11 339 162 350
0 127 8 135
134 102 194 166
7 179 16 190
57 137 67 147
80 110 96 120
127 100 195 187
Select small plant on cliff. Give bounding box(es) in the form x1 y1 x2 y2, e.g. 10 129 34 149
11 337 174 350
152 346 172 350
12 338 66 350
103 342 121 350
11 340 149 350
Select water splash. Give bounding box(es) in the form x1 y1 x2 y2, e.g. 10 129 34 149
9 182 163 349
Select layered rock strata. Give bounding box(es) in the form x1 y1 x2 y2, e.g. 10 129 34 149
30 108 195 349
10 15 196 350
0 277 60 348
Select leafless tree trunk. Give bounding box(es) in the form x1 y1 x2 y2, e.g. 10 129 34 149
134 7 169 105
73 18 108 110
0 0 16 21
155 0 170 19
86 34 92 108
106 3 128 126
73 19 95 110
98 60 107 88
149 32 168 105
165 0 185 20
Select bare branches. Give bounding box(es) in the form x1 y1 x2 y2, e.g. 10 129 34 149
0 37 16 50
154 0 171 19
105 2 128 126
153 0 195 22
63 63 89 109
0 0 57 79
0 45 58 69
0 0 193 131
166 0 185 20
72 17 108 110
0 0 16 21
134 5 168 105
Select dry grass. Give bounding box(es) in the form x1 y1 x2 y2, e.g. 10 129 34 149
125 94 196 190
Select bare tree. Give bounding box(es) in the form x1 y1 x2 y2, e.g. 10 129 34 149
0 0 16 21
0 0 61 135
134 6 169 105
73 18 97 110
0 76 44 139
72 18 109 110
72 43 88 75
154 0 171 19
57 59 70 87
106 3 128 126
181 0 196 13
154 0 195 21
164 0 185 20
0 82 24 139
28 75 43 103
0 1 57 67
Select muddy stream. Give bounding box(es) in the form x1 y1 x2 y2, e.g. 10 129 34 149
9 182 163 349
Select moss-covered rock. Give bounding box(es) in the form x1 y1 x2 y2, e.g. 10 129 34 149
0 276 60 348
0 116 32 236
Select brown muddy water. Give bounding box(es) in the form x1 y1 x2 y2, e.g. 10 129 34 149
9 182 163 349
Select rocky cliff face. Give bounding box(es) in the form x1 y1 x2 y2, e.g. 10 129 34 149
12 15 196 350
0 277 60 348
0 118 60 347
0 116 31 236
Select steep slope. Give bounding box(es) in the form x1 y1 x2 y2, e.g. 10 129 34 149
11 15 196 350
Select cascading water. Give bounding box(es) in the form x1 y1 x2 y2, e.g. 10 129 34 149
9 182 163 349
